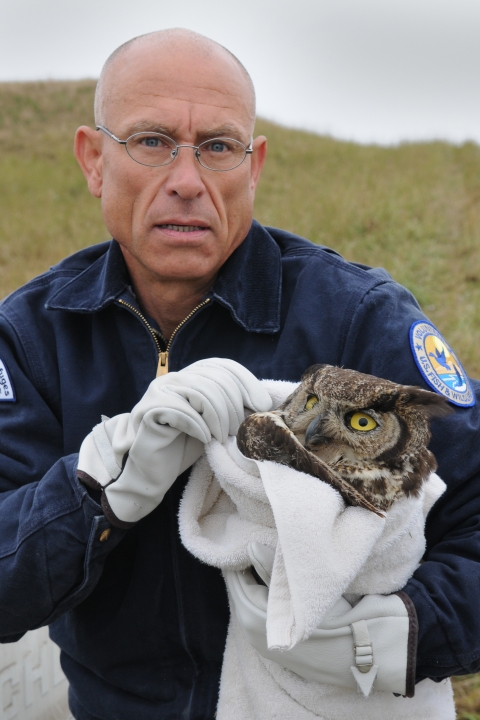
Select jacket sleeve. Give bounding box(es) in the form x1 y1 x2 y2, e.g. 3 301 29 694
340 278 480 679
0 315 125 640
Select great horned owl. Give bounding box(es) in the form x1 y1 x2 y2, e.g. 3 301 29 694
237 364 452 516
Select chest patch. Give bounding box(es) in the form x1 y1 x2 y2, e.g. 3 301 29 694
409 321 475 407
0 360 16 402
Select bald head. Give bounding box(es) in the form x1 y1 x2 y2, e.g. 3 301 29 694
94 29 256 128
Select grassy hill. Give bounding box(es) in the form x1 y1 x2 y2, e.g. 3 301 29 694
0 80 480 718
1 80 479 380
1 80 479 376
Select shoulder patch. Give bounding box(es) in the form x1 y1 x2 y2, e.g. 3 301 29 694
0 360 15 402
409 321 475 407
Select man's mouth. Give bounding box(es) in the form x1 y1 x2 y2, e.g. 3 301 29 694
159 224 207 232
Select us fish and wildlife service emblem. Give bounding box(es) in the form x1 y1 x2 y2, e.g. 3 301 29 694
410 321 475 407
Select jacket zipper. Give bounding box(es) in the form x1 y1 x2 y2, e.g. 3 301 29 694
118 297 211 376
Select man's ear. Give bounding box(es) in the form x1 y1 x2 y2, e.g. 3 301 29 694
249 135 267 191
74 126 103 198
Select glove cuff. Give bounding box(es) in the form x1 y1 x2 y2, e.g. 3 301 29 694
77 425 122 487
101 491 138 530
77 470 137 529
394 590 418 698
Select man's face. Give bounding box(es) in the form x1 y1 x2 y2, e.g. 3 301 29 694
78 44 266 286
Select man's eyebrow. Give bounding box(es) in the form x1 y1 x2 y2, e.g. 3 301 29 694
125 122 249 144
127 121 174 136
195 125 246 142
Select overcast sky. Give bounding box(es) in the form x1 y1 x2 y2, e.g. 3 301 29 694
2 0 480 144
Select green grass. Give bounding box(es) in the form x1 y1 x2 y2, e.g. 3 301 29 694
453 675 480 719
255 119 480 378
0 81 102 292
1 80 480 718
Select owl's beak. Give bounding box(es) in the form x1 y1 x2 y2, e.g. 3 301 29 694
305 413 329 448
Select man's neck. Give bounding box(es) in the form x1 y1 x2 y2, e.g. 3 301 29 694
136 279 213 340
124 259 215 340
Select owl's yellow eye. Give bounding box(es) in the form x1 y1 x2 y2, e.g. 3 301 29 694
305 394 319 411
349 412 377 432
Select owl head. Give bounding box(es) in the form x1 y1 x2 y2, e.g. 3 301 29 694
278 364 453 508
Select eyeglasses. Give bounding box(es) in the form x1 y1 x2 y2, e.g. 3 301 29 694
96 125 253 172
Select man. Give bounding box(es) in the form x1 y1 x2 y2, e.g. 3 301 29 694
0 28 479 720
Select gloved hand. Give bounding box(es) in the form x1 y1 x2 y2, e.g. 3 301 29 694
77 359 272 528
225 541 417 698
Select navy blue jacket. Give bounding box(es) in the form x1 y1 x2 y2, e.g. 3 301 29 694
0 221 479 720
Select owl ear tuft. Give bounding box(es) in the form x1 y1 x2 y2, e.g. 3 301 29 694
301 364 329 382
401 386 454 419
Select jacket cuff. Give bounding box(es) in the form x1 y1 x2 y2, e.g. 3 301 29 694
76 469 104 492
77 470 136 530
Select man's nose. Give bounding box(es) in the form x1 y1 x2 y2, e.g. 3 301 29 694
163 146 205 200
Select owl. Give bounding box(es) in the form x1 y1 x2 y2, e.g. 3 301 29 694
237 364 453 516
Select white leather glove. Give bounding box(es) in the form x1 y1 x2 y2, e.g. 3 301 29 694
225 541 418 698
77 359 272 527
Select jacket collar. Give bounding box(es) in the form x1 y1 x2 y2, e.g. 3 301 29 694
210 220 281 333
46 220 281 333
46 240 130 313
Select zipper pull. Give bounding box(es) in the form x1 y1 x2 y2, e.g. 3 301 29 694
157 352 168 376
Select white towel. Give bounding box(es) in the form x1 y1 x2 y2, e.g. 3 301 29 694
179 380 455 719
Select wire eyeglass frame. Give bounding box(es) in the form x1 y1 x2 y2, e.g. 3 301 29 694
96 125 253 172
